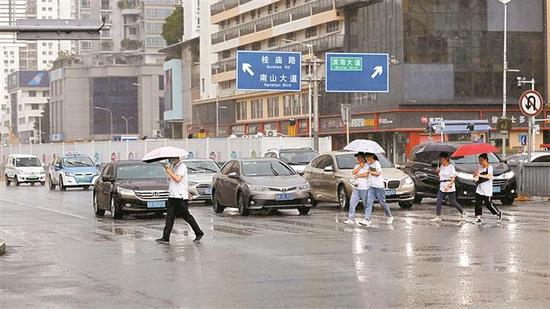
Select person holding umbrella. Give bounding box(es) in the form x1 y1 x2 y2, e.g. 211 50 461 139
362 153 393 226
430 152 467 222
156 156 204 243
344 152 370 225
473 153 502 224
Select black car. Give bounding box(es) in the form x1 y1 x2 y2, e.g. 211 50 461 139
403 142 517 205
93 161 169 219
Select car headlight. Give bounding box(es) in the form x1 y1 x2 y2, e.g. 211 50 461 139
502 171 515 180
64 171 74 177
298 182 310 190
248 184 268 191
16 169 24 174
402 176 414 185
117 187 135 197
348 177 359 187
188 181 198 187
456 172 474 181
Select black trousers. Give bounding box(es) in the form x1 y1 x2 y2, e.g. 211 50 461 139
474 193 501 217
162 198 203 240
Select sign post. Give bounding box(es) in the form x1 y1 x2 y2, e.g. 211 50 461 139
341 104 351 145
519 89 544 162
325 53 389 93
236 50 302 92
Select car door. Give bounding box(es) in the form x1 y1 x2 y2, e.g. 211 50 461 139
97 164 114 208
5 157 13 178
307 155 335 202
216 161 234 205
226 162 243 206
50 158 62 184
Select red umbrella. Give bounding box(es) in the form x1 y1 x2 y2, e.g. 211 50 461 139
451 143 499 158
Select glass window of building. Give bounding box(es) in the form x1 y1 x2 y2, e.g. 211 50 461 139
267 97 279 118
326 21 339 33
305 26 317 38
251 99 263 119
236 101 247 121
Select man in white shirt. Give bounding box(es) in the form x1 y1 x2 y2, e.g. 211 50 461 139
156 157 204 243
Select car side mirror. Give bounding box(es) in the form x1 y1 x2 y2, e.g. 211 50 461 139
394 164 402 169
228 172 239 179
431 161 439 168
323 166 333 172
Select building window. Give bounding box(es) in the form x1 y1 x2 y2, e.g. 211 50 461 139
292 95 301 115
31 104 40 110
267 96 279 118
222 50 231 59
251 99 263 119
251 41 262 50
326 21 339 33
305 26 317 38
285 32 296 41
236 100 247 121
268 37 277 47
19 118 25 125
283 95 292 116
43 91 49 97
159 75 164 90
220 81 232 89
29 91 37 97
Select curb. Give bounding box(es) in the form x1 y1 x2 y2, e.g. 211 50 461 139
0 241 5 256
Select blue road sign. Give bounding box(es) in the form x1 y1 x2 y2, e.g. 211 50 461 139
236 50 302 92
325 52 389 93
519 134 527 146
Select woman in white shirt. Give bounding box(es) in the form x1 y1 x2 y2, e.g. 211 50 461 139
430 152 466 222
474 153 502 224
345 152 369 224
361 153 393 226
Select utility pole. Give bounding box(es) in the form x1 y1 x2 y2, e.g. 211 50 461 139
313 55 320 151
500 0 512 157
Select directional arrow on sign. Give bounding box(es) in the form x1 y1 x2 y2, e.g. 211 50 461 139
242 63 254 76
371 66 383 79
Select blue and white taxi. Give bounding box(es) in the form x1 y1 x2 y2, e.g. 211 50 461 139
48 152 101 191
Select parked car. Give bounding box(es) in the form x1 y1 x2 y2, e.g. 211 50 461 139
93 161 169 219
211 158 313 216
403 142 517 205
263 147 319 174
4 154 46 186
505 152 550 163
303 151 415 209
48 152 100 191
184 159 220 203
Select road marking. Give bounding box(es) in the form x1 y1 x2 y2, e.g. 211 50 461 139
0 198 87 220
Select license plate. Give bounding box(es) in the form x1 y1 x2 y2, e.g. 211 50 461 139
77 177 91 183
385 189 396 196
204 187 212 195
275 193 293 201
28 177 38 180
493 186 501 193
147 201 165 209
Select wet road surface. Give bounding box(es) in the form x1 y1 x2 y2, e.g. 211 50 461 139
1 184 549 308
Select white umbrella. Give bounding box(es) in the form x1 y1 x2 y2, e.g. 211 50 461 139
344 139 385 153
142 146 189 163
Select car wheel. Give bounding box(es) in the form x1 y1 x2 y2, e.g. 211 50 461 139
212 190 225 214
154 212 164 218
110 195 123 219
59 177 67 191
14 176 20 186
31 182 35 186
237 192 250 216
500 197 515 206
413 195 423 204
298 207 310 215
5 175 10 186
48 177 56 190
337 185 349 210
40 181 45 186
93 194 105 216
398 201 413 209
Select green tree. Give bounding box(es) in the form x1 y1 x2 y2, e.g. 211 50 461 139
162 6 183 46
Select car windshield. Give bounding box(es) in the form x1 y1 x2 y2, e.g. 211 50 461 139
506 154 527 162
63 157 94 167
453 153 501 164
116 164 166 180
242 160 294 176
336 153 394 169
279 150 318 165
185 160 220 174
15 157 41 167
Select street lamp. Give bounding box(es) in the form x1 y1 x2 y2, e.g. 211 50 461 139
282 38 315 144
499 0 512 157
121 116 133 134
94 106 113 139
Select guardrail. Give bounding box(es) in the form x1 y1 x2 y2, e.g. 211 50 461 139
508 162 550 197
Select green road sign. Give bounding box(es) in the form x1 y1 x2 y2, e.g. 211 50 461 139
330 57 363 71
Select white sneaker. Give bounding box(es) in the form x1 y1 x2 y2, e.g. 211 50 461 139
344 219 355 225
430 217 442 222
475 216 482 224
387 217 394 224
358 219 371 226
461 212 467 221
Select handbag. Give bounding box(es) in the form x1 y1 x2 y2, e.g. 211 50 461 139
476 168 490 186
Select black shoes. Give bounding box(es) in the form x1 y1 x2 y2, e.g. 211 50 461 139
193 233 204 243
155 238 169 244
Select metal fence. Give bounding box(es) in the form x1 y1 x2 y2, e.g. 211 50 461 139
0 137 332 167
508 162 550 197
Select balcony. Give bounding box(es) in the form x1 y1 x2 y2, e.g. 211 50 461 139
211 33 344 76
211 0 335 45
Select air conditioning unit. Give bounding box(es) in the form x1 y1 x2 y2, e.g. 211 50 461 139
152 129 161 138
265 130 277 137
